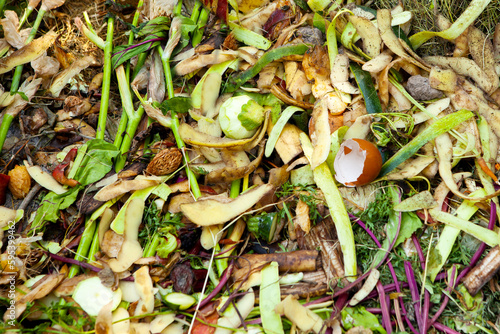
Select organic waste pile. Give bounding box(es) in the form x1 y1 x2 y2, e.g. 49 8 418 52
1 0 500 332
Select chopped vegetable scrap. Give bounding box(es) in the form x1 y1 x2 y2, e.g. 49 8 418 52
2 0 500 333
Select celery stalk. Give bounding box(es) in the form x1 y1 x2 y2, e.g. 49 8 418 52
301 133 357 280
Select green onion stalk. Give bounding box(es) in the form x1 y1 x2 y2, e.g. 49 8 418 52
19 0 42 28
114 65 145 171
95 15 115 140
114 0 144 155
0 6 47 152
192 6 209 47
68 219 97 278
157 45 201 199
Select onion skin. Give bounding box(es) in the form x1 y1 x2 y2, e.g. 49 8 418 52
335 138 383 187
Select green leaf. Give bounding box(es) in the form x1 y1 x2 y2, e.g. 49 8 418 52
112 32 167 69
394 212 422 248
157 96 192 114
350 62 383 114
133 16 171 37
74 139 120 186
342 306 387 334
31 188 80 231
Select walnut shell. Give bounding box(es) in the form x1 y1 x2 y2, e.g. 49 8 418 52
146 148 183 176
8 165 31 199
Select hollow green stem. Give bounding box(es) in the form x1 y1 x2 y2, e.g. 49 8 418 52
143 232 162 257
96 16 114 140
0 113 14 152
192 7 209 47
19 6 35 28
230 179 240 198
157 45 201 199
10 8 46 94
68 219 97 278
115 105 144 171
88 228 100 263
0 0 6 17
190 0 201 23
173 0 183 16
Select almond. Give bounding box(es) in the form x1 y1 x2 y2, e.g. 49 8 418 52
146 148 182 176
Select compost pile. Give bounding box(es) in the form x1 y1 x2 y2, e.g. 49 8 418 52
1 0 500 332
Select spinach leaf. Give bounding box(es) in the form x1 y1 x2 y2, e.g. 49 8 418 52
74 139 119 186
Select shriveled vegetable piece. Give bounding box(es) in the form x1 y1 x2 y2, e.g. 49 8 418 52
97 208 114 245
348 15 381 58
409 0 492 49
377 9 428 71
424 56 494 94
379 109 474 177
49 55 96 97
362 52 392 73
108 198 144 272
467 27 499 91
310 100 332 169
260 262 284 334
349 269 380 306
393 191 437 212
94 176 161 201
207 144 265 183
225 44 309 92
24 161 67 195
275 295 324 333
0 30 57 74
301 134 357 280
429 208 499 247
464 245 500 296
174 50 238 76
214 289 255 334
265 106 304 157
181 183 273 226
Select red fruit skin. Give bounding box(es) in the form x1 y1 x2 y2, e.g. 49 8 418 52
52 147 79 187
0 174 10 205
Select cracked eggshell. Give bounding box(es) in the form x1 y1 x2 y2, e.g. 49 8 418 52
334 138 382 187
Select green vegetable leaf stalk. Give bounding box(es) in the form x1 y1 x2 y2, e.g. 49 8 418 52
157 42 201 199
96 15 115 140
